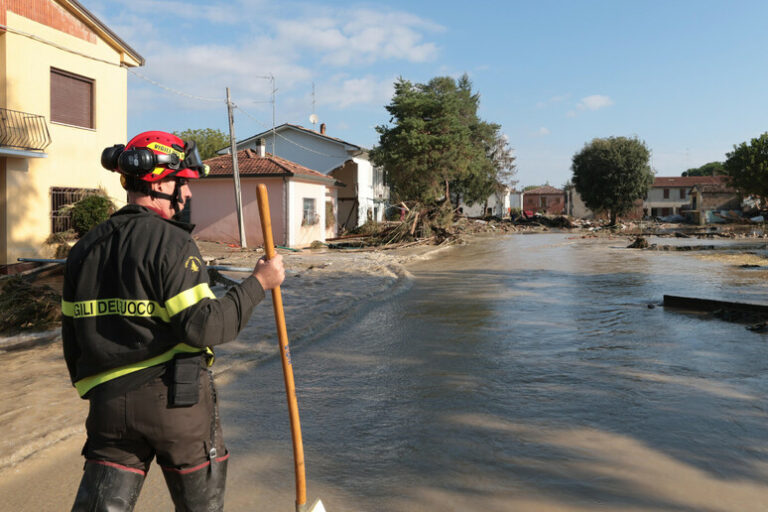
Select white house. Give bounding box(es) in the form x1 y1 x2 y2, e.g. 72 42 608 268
646 176 728 217
219 123 388 231
459 186 513 217
192 145 339 249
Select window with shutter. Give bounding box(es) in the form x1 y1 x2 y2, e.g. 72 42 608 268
50 68 94 129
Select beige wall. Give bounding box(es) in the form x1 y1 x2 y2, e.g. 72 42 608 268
1 11 129 264
190 178 287 248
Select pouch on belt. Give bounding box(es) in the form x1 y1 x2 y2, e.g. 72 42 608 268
170 353 202 407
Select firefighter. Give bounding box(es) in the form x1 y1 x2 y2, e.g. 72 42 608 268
63 131 285 511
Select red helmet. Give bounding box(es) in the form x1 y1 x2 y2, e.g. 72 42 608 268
101 130 210 182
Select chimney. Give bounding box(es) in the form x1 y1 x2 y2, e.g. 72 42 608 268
320 123 326 135
257 138 266 157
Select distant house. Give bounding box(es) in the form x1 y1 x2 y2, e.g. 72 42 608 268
0 0 143 266
564 184 594 219
192 144 339 248
645 176 728 218
218 123 388 231
523 186 565 215
459 186 513 217
689 181 740 225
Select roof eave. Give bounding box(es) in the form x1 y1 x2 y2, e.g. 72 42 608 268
61 0 145 66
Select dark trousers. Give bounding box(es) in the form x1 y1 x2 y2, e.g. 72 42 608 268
82 366 228 474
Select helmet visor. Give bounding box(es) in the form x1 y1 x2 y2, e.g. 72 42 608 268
183 141 210 177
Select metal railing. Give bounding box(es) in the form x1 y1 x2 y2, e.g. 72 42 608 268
0 107 52 151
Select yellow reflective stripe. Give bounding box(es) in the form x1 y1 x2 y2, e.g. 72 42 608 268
165 283 215 318
74 343 204 397
61 298 169 322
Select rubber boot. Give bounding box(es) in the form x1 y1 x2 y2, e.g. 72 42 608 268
71 461 145 512
162 457 228 512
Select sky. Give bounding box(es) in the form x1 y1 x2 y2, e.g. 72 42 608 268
87 0 768 189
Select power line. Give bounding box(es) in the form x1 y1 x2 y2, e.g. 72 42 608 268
126 68 222 103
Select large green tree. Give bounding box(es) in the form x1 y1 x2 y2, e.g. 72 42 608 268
682 161 725 177
370 75 514 206
571 136 654 225
173 128 229 160
723 132 768 200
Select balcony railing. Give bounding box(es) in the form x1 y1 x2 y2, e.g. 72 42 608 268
0 107 52 151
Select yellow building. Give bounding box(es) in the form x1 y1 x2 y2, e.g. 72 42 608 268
0 0 143 265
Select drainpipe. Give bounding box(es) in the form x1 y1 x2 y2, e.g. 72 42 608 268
284 176 290 247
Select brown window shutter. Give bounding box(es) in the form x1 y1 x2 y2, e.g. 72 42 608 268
51 68 94 128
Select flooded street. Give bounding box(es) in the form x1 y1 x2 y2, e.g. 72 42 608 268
222 233 768 511
3 233 768 511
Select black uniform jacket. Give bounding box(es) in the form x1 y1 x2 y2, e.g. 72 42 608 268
62 205 265 397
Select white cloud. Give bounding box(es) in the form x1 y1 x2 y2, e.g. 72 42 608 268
105 3 442 119
537 127 551 136
577 94 614 111
319 75 395 108
271 8 442 67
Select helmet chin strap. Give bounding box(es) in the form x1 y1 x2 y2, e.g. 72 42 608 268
148 180 183 217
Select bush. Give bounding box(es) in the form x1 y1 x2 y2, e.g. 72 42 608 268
71 194 115 237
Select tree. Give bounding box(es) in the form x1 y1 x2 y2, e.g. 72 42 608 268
571 136 654 225
452 125 517 208
682 161 725 177
723 133 768 201
173 128 229 160
370 75 514 207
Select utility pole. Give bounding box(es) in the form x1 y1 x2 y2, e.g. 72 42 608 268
226 87 247 248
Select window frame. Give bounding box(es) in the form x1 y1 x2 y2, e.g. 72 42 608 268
302 197 318 226
50 67 95 130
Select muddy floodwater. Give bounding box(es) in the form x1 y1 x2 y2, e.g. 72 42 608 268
3 233 768 511
222 234 768 511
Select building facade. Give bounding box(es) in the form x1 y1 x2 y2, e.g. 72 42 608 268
0 0 143 265
193 147 339 248
523 185 565 215
219 123 388 230
646 176 728 217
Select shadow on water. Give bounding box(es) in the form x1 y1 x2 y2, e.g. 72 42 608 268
221 234 768 511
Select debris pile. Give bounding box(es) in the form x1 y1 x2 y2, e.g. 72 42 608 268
0 276 61 335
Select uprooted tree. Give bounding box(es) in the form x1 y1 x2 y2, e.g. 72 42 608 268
370 75 515 210
571 136 654 225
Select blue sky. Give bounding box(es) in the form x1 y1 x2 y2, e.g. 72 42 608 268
88 0 768 188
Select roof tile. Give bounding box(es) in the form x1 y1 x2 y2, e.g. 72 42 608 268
203 149 335 182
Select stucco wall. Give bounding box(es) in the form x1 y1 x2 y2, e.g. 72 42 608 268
2 10 128 264
190 178 286 248
289 179 328 248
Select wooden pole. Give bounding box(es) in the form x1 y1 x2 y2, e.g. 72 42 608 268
256 184 307 511
227 87 247 248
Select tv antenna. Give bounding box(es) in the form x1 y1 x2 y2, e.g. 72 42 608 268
309 82 318 129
